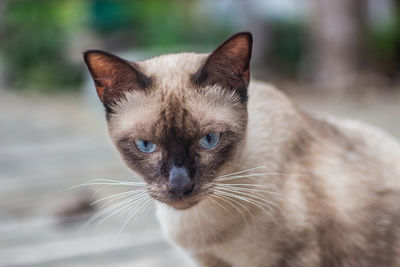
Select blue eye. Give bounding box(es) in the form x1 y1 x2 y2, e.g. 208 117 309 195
199 133 221 149
135 140 157 153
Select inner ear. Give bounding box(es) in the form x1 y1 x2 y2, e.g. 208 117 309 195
192 32 253 101
83 50 151 103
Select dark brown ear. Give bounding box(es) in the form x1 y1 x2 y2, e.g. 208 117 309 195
192 32 252 101
83 50 151 103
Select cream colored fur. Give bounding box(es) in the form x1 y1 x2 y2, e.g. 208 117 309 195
103 53 400 266
155 80 400 266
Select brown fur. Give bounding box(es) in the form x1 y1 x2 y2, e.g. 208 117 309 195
84 32 400 266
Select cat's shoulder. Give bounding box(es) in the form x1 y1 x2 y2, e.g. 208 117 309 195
324 115 400 170
248 80 291 103
247 80 298 119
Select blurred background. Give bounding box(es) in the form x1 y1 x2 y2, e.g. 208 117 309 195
0 0 399 266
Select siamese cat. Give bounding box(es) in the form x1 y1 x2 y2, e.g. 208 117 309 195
84 32 400 266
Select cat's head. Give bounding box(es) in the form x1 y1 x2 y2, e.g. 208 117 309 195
84 32 252 209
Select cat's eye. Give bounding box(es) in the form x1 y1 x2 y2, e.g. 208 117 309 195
135 140 157 153
199 133 221 149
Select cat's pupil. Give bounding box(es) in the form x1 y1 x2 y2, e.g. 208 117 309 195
134 139 156 153
206 134 212 143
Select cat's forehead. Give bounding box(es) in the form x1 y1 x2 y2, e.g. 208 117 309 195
107 53 244 139
140 52 207 91
108 85 243 141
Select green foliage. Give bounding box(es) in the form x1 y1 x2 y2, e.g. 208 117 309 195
5 0 399 91
88 0 232 49
1 0 85 90
267 20 306 76
367 16 400 75
0 0 232 91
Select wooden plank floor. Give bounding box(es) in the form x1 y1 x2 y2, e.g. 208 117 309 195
1 87 399 266
0 90 191 267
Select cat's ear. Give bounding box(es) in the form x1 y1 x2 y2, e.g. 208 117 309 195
83 50 151 103
192 32 253 101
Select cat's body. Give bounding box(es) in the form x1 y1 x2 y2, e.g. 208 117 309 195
84 32 400 266
157 80 400 266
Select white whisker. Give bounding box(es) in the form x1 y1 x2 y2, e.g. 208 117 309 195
216 184 302 210
212 190 256 226
91 189 147 205
217 172 303 182
213 189 277 222
208 196 230 213
214 186 283 216
85 178 146 185
118 197 153 234
80 191 147 232
214 184 284 198
94 194 150 230
216 166 269 179
215 183 274 189
210 193 249 226
61 179 145 192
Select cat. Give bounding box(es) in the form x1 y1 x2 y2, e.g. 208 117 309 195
83 32 400 267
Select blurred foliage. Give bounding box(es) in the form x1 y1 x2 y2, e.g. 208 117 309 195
88 0 232 49
1 0 85 91
1 0 400 91
0 0 233 91
268 20 306 76
367 15 400 77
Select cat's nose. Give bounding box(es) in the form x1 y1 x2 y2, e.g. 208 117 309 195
168 166 194 197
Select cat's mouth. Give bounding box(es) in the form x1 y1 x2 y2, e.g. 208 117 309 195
166 197 201 210
148 183 205 210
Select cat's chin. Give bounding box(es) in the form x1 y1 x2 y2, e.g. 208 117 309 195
167 199 201 210
150 186 206 210
155 195 202 210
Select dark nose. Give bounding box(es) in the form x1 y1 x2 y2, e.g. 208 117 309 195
168 166 194 197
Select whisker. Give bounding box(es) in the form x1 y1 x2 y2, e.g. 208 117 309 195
113 194 152 221
82 182 145 187
209 193 249 226
217 172 304 182
213 188 278 222
217 184 302 210
119 199 153 234
93 184 114 195
91 189 147 205
61 179 146 192
214 186 283 217
211 190 257 226
216 166 269 179
215 183 274 189
85 178 146 185
207 195 230 213
82 196 147 230
80 192 147 232
214 184 284 198
94 194 150 230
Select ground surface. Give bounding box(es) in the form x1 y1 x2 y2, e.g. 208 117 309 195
0 85 399 267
